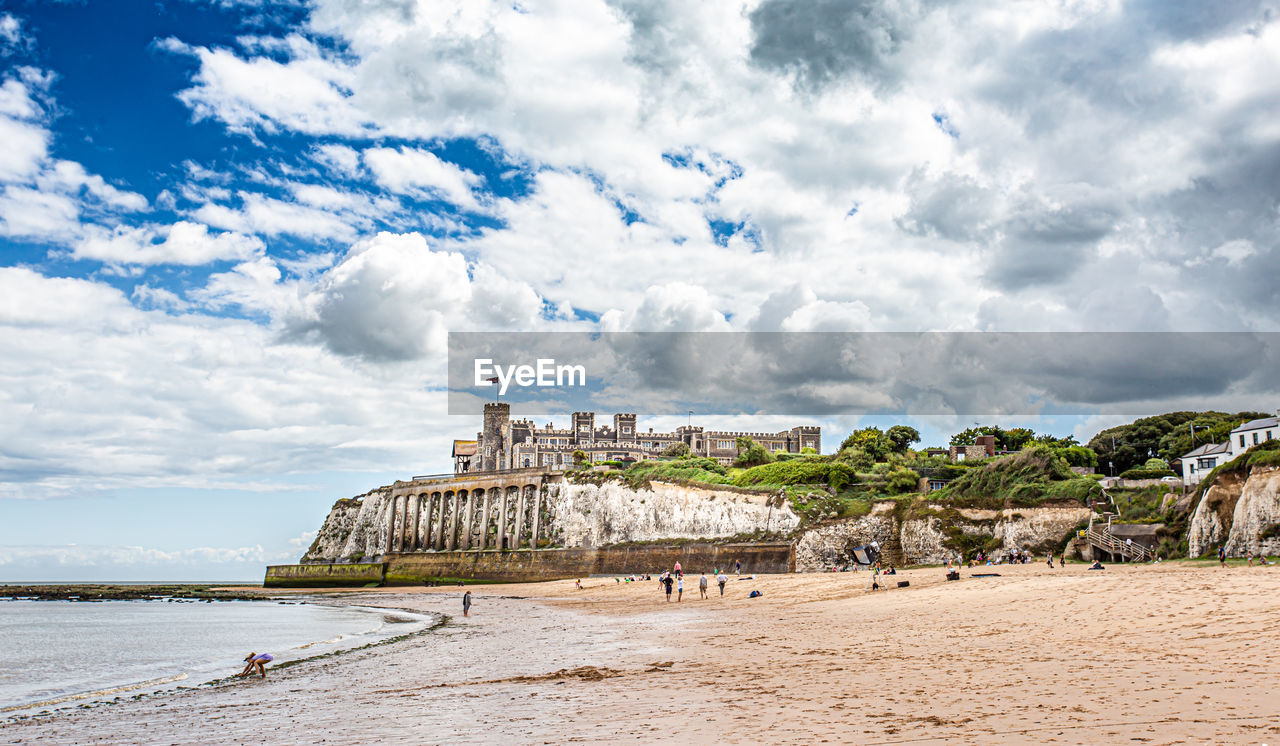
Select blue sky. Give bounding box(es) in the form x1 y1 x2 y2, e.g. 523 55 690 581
1 0 1277 580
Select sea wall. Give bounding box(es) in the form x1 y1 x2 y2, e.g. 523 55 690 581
1188 466 1280 557
302 478 796 564
264 562 386 587
270 543 793 586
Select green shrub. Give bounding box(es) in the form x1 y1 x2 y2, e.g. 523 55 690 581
932 446 1100 508
1118 467 1177 480
661 442 691 458
732 460 853 490
623 458 730 489
733 437 775 468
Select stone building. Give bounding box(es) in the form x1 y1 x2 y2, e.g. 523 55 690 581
455 403 820 473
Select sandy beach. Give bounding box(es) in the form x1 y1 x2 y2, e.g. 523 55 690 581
4 562 1279 744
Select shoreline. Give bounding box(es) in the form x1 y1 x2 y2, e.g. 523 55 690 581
4 563 1280 743
0 597 439 721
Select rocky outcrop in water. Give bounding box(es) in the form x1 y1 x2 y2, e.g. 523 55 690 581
1187 466 1280 557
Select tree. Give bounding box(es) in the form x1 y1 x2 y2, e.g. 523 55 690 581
1087 411 1268 474
833 446 874 470
950 425 1035 452
661 441 691 458
1143 457 1169 470
885 425 921 454
733 437 775 467
839 427 892 461
572 449 588 466
1053 445 1098 469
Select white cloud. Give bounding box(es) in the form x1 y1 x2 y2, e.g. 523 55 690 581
362 146 483 210
194 191 362 241
0 267 466 500
0 12 24 54
72 221 263 266
163 35 366 136
0 185 79 239
310 143 362 177
0 543 292 569
286 231 543 361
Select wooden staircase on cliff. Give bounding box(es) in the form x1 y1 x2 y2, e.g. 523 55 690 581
1084 524 1151 562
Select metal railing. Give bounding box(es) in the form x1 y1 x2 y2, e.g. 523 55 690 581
409 465 561 481
1085 527 1151 562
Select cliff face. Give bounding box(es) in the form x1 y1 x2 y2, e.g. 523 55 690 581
544 480 798 548
300 479 796 563
1188 466 1280 557
302 487 392 564
794 504 899 570
794 503 1091 570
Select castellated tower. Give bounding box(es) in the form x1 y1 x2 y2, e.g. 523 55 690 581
482 402 510 471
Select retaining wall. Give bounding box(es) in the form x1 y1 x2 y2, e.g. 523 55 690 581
266 542 793 586
264 562 386 587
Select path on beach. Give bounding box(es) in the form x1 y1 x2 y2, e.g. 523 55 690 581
4 562 1278 744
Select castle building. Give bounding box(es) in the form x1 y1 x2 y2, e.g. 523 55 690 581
454 403 820 473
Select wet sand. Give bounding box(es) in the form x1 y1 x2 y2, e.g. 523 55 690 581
4 562 1279 744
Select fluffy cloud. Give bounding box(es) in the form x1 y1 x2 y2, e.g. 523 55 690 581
286 231 543 361
73 221 263 266
363 146 483 210
0 267 465 500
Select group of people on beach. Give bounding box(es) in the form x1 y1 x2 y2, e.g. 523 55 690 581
655 559 742 601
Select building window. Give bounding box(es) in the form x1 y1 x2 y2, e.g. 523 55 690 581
1240 435 1246 448
1267 430 1273 441
716 439 732 449
1253 432 1260 445
622 426 631 434
521 457 531 468
928 480 946 491
1198 457 1216 469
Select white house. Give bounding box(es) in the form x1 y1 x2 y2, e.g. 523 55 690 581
1180 442 1232 488
1180 412 1278 488
1227 415 1278 458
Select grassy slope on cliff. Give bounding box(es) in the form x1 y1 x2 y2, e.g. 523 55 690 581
930 446 1101 509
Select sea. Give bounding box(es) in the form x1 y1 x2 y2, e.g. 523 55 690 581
0 595 434 715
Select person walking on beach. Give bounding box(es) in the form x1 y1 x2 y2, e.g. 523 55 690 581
735 559 741 576
463 590 472 617
237 652 273 679
677 574 684 602
1218 545 1227 567
674 560 682 577
662 573 674 601
699 572 709 599
717 571 727 596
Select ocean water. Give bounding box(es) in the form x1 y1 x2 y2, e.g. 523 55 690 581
0 599 432 714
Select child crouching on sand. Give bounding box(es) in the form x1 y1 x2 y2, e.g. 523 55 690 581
237 652 273 679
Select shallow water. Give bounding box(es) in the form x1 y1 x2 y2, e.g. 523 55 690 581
0 599 431 713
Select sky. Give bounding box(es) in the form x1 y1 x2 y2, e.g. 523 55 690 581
1 0 1277 581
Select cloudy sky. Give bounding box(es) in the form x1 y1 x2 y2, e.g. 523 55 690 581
1 0 1277 580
